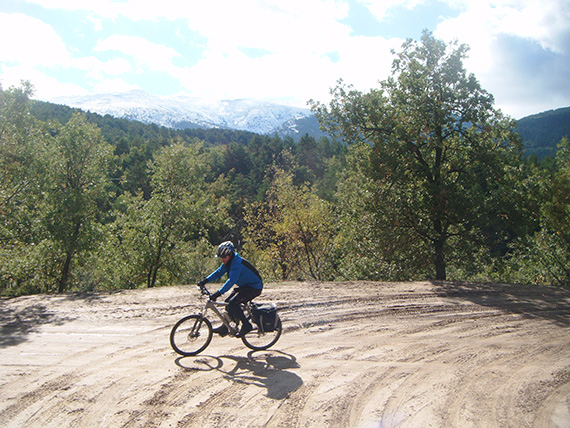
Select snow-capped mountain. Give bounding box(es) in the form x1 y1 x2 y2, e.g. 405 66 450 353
50 90 316 137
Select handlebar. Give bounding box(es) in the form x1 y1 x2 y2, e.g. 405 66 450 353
197 283 211 297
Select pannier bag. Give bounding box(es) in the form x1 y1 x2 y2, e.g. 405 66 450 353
252 303 278 332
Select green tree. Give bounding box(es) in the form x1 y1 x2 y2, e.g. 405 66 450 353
311 31 525 280
44 113 113 292
244 166 338 281
0 82 45 239
114 143 229 288
544 137 570 242
0 83 51 294
508 137 570 287
333 143 426 281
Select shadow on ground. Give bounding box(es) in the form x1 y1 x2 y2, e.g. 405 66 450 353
0 303 65 347
433 281 570 327
175 350 303 400
0 292 104 348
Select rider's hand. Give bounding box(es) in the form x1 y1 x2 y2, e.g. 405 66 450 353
210 291 221 301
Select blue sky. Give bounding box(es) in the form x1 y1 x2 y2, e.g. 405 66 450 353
1 0 569 119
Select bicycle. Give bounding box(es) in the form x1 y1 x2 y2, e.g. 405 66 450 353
170 284 282 356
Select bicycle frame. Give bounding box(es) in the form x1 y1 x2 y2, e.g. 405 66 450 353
200 298 239 336
196 284 253 337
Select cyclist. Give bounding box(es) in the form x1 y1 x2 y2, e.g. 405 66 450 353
197 241 263 337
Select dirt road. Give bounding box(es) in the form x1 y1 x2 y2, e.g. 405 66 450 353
1 281 570 427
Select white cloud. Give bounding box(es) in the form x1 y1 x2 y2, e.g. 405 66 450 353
176 0 351 58
0 14 145 100
0 64 87 99
95 35 180 72
86 13 104 31
25 0 353 55
44 0 368 105
168 0 357 105
23 0 122 19
170 31 401 106
436 0 570 61
434 0 570 117
497 0 570 54
92 78 140 94
167 0 399 105
77 57 132 84
24 0 349 25
358 0 426 21
0 12 70 66
99 58 132 76
337 35 402 85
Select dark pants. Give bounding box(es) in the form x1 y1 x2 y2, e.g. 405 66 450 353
225 286 262 325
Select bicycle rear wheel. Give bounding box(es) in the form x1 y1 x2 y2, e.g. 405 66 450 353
170 314 213 356
241 316 282 351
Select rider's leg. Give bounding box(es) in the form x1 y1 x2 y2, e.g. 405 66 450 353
226 286 262 336
224 288 240 322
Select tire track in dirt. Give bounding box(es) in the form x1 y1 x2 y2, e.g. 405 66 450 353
1 281 570 427
0 374 77 426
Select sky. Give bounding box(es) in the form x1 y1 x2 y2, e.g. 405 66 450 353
0 0 569 119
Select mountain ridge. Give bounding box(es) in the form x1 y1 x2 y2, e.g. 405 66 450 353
48 90 569 154
50 90 318 140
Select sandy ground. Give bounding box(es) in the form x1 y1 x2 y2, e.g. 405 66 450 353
1 280 570 428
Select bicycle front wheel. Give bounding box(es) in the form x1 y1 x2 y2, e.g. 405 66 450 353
170 314 213 356
241 316 282 351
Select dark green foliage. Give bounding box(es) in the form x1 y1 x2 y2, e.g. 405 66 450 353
516 107 570 158
44 114 113 292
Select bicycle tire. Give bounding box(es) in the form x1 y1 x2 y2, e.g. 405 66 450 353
241 315 282 351
170 314 213 356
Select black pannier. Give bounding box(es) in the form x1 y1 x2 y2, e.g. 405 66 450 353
252 303 278 332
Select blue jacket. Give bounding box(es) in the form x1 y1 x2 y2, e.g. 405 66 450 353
206 253 263 295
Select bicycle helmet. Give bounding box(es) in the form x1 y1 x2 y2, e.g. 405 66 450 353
216 241 235 258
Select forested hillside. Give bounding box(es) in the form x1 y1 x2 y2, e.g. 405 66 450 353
516 107 570 159
1 33 569 296
33 96 570 159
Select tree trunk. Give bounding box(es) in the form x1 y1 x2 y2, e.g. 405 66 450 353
148 266 159 288
434 238 446 280
58 221 81 293
58 251 73 293
147 246 163 288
